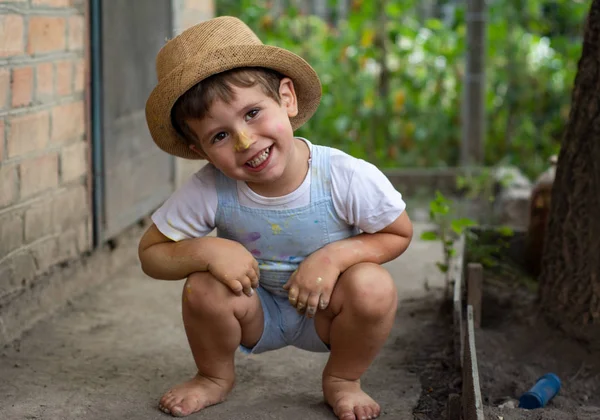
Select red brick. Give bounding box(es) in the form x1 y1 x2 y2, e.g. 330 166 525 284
58 227 78 260
51 184 87 230
73 59 85 92
30 237 60 272
24 198 56 243
60 140 87 182
32 0 70 6
0 163 17 208
19 153 59 198
56 60 72 96
0 15 25 57
0 211 23 258
0 250 36 300
8 111 50 158
28 17 67 55
36 62 55 101
77 219 90 252
0 69 9 110
68 15 84 51
51 101 84 143
11 66 34 108
0 119 4 160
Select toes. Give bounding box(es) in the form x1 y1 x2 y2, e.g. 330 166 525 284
172 397 202 418
354 406 368 420
336 405 356 420
170 405 186 417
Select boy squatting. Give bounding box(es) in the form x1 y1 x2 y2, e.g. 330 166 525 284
139 16 413 420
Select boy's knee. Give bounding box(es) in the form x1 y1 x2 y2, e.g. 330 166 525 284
183 272 233 315
342 263 397 320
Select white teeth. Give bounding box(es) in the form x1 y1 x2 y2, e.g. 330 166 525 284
247 147 270 168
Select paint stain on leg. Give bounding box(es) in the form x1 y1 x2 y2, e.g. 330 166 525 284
243 232 261 242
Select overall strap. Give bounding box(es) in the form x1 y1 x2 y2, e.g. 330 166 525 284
213 167 238 206
309 144 332 202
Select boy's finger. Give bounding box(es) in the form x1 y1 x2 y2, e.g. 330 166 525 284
306 292 320 318
319 292 331 310
296 290 310 313
287 285 299 306
252 260 260 278
282 269 297 290
225 279 244 296
240 276 254 297
247 269 259 289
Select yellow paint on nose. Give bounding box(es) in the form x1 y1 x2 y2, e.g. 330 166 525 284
234 131 254 152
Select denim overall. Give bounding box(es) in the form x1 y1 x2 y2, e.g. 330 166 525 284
214 142 360 353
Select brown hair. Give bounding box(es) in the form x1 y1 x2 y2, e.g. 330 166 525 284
171 67 284 145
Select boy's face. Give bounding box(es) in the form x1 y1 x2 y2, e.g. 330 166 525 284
186 78 300 194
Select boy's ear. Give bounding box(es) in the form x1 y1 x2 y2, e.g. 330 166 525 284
279 77 298 118
189 144 211 162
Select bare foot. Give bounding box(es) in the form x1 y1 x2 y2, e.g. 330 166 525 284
323 375 380 420
158 373 234 417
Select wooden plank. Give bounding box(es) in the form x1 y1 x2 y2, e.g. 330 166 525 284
467 263 483 328
453 234 466 368
462 306 485 420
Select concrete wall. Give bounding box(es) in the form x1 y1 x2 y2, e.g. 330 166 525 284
171 0 214 186
0 0 214 345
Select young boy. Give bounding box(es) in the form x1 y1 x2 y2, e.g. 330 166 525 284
139 16 413 420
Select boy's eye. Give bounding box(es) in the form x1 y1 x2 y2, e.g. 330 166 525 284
245 109 259 121
212 132 227 143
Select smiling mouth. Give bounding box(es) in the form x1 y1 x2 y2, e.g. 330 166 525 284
245 146 271 168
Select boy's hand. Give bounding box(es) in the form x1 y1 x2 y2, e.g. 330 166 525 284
282 251 341 318
206 241 260 297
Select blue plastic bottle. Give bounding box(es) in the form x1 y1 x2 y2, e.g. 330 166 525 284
519 373 561 409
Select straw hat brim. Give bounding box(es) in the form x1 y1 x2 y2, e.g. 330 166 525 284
145 44 322 160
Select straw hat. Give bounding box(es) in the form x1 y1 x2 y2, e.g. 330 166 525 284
145 16 322 160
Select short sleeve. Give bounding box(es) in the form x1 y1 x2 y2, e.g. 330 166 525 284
330 151 406 233
150 164 218 241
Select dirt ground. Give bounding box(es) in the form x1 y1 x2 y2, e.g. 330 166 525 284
468 232 600 420
0 221 459 420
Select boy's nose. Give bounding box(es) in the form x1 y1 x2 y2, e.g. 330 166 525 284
234 131 254 152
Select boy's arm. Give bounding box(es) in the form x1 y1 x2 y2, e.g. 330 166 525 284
319 210 413 273
138 223 224 280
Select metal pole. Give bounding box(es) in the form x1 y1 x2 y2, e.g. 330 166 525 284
461 0 487 166
337 0 348 22
313 0 327 20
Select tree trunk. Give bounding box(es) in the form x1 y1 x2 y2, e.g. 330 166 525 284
539 0 600 336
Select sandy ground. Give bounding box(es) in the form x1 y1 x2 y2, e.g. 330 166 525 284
0 221 447 420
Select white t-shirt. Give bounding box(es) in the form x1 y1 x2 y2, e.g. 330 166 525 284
152 139 406 242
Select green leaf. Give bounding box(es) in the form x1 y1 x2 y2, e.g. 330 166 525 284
496 226 514 237
451 218 477 235
436 262 449 273
420 231 438 241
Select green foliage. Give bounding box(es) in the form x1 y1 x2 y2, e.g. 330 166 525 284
217 0 588 178
466 226 514 269
420 191 476 293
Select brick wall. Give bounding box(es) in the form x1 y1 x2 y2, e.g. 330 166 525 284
0 0 91 305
